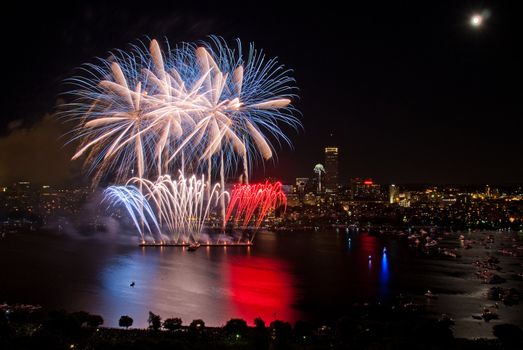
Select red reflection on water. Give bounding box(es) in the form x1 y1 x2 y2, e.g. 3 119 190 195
228 256 296 325
360 233 378 256
354 233 379 296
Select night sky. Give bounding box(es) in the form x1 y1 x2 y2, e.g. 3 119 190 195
1 1 522 185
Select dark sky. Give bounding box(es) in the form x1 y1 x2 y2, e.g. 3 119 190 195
1 1 522 185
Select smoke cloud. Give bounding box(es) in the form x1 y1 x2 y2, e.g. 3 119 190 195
0 114 82 185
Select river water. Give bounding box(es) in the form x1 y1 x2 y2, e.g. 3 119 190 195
1 228 522 338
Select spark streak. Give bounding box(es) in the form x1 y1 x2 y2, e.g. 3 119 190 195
105 174 227 243
225 182 287 230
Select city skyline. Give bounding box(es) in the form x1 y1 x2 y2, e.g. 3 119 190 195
1 3 523 345
1 1 522 186
2 139 523 187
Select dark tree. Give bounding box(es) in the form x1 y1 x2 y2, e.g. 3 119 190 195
254 317 266 330
253 317 268 350
493 324 523 349
224 318 248 336
163 317 183 332
270 320 292 347
294 320 314 341
86 314 104 328
46 310 69 331
70 311 90 327
189 319 205 333
148 311 162 331
119 315 133 329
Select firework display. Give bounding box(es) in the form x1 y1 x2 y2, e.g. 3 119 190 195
64 37 299 243
225 182 287 230
103 185 160 241
106 174 226 243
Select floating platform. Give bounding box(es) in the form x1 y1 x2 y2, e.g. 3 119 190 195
139 242 253 247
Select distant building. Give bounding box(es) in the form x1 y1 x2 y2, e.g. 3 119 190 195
389 184 399 204
286 193 300 207
281 184 293 194
396 191 411 207
295 177 310 189
313 164 325 194
324 147 339 192
295 177 310 202
350 178 382 200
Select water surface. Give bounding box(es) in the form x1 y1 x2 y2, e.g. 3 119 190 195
1 229 522 338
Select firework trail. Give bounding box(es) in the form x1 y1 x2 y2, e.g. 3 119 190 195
63 37 299 186
105 174 227 243
103 185 160 242
225 181 287 232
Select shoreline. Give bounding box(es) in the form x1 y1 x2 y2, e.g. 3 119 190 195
138 242 253 247
2 302 521 349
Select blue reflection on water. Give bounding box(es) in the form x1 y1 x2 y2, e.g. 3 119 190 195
379 250 390 298
100 252 159 326
380 251 389 283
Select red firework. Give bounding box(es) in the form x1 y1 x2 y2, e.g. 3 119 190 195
225 181 287 229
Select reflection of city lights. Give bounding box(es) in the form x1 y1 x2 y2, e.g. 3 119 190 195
380 251 389 285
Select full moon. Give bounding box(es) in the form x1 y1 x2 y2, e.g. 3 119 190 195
470 14 483 27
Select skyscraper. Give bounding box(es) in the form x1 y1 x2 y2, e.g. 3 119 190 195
389 184 399 204
324 147 339 192
349 178 382 200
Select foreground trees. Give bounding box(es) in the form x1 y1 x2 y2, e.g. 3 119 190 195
3 304 523 350
189 319 205 333
224 318 248 338
118 315 133 329
147 311 162 331
163 317 183 332
86 314 104 328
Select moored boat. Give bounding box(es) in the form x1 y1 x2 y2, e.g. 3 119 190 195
187 243 201 251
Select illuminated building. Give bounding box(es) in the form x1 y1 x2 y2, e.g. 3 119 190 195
324 147 339 192
314 164 325 193
350 178 382 200
396 192 411 207
389 184 399 204
295 177 310 191
295 177 310 202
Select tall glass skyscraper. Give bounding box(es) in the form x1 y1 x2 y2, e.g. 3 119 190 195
324 147 339 192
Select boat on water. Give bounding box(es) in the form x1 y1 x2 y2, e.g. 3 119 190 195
439 313 455 325
187 243 201 251
441 248 460 258
425 240 438 248
424 290 438 299
481 308 499 322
